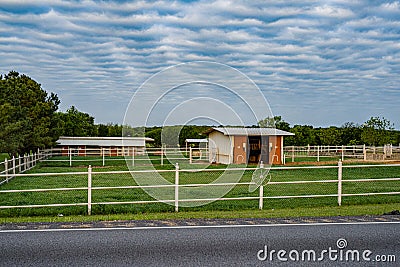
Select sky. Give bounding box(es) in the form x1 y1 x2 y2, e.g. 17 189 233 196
0 0 399 128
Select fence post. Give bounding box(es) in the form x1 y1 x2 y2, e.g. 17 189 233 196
384 144 387 158
341 145 344 162
175 162 179 212
291 146 295 162
189 146 193 164
161 145 164 166
18 155 21 173
24 154 27 170
317 146 320 162
259 185 264 210
12 156 15 177
102 148 105 167
132 147 135 167
5 159 8 183
69 148 72 167
337 160 342 206
88 165 92 215
363 144 366 161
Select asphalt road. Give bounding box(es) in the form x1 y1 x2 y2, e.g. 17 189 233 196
0 220 399 266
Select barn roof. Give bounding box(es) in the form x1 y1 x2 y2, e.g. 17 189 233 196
207 127 294 136
185 138 208 143
56 136 154 147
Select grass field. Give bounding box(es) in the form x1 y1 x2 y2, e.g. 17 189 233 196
0 156 399 218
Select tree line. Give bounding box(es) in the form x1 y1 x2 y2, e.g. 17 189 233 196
1 71 399 156
260 116 400 147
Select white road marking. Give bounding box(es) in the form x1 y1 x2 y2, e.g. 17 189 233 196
0 221 399 233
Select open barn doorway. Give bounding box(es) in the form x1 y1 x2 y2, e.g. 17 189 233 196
248 136 269 164
248 136 268 164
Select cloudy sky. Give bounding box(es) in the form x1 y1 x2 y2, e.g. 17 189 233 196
0 0 399 128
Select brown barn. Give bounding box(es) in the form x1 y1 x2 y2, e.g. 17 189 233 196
206 127 294 165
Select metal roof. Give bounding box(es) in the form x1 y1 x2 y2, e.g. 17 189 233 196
210 127 294 136
185 138 208 143
56 136 154 147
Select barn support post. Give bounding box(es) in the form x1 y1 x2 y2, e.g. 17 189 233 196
337 160 342 206
175 163 179 212
87 165 92 215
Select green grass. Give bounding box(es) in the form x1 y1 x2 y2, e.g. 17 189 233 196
0 203 399 224
1 159 399 218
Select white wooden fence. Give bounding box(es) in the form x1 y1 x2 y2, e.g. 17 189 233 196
283 144 400 163
0 150 49 185
0 162 399 215
41 147 209 167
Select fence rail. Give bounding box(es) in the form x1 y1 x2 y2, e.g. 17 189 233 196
0 162 399 215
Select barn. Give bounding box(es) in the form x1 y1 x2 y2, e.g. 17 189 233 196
56 136 154 156
206 127 294 165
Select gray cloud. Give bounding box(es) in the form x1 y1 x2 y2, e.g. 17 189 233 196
0 0 399 128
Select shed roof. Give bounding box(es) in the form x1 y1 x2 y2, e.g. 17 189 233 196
57 136 154 147
208 127 294 136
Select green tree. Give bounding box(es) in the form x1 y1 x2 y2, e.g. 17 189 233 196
145 127 162 147
258 116 290 131
97 124 109 136
317 127 341 145
0 71 60 156
285 125 318 146
341 122 362 145
58 106 96 136
361 117 395 146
